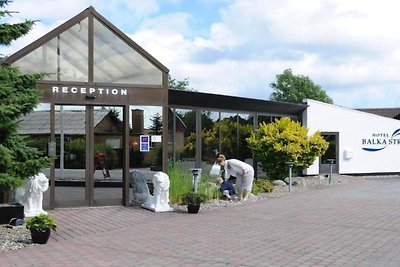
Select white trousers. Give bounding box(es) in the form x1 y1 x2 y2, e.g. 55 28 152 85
235 167 254 196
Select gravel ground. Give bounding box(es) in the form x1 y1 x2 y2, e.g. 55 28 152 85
173 175 345 212
0 175 344 253
0 225 33 253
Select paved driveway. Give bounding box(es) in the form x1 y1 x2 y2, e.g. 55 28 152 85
3 175 400 266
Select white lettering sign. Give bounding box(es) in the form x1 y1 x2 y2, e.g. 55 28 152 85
52 86 128 96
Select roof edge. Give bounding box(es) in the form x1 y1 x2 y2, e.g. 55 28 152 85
4 7 92 65
3 6 169 73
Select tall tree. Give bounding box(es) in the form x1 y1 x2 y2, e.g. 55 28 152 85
168 75 194 91
270 69 333 104
0 0 50 197
0 0 35 47
149 112 163 135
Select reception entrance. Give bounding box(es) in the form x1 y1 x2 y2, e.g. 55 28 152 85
49 105 125 207
5 6 172 208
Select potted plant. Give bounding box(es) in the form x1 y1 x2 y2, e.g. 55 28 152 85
180 192 207 214
25 213 57 244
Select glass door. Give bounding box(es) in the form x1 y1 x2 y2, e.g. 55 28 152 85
54 105 87 207
93 106 124 205
50 104 127 207
320 133 338 174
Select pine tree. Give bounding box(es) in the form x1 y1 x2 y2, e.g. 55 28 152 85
149 113 163 135
0 0 35 46
0 0 50 195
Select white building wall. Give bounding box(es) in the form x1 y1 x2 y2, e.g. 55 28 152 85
303 99 400 175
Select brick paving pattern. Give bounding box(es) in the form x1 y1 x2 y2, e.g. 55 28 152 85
2 175 400 266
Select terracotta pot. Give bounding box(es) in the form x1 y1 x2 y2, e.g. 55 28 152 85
30 228 51 244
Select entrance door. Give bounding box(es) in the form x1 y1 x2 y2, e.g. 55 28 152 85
51 105 126 207
93 106 124 206
53 105 87 207
320 133 338 174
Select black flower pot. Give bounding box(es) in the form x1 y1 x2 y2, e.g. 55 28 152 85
30 228 51 244
0 203 24 224
187 204 200 214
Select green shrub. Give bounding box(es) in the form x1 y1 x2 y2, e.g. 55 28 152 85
179 191 207 205
252 179 274 195
197 182 220 201
247 117 329 180
168 163 222 203
25 213 57 231
65 138 86 169
168 163 193 203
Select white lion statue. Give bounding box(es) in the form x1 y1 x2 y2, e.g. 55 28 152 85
142 172 174 212
14 172 49 217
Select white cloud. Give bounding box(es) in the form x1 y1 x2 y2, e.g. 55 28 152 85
192 0 400 107
1 22 56 57
138 12 191 35
5 0 400 108
6 0 88 21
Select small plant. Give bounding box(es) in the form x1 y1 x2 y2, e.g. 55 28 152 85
168 163 194 203
180 191 207 206
25 213 57 232
252 179 275 195
198 182 220 201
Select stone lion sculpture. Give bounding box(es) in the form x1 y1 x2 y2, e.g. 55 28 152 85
142 172 174 212
14 172 49 217
129 170 151 203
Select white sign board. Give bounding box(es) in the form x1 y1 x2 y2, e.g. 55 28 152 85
151 135 162 143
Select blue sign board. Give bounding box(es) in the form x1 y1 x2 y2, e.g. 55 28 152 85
140 135 150 152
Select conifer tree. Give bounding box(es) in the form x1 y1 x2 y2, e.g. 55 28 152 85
149 113 163 135
0 0 50 195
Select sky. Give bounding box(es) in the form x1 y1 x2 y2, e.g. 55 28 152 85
3 0 400 109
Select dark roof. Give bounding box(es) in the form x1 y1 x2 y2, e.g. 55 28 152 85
168 90 307 116
18 110 109 135
357 108 400 119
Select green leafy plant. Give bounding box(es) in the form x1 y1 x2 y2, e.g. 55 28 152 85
270 68 333 104
252 179 275 195
180 191 207 206
197 182 220 201
25 213 57 232
168 163 194 203
182 118 253 163
247 117 328 180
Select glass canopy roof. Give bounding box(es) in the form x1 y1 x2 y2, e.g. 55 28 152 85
11 16 163 85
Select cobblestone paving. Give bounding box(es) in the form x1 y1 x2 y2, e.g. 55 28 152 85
2 174 400 266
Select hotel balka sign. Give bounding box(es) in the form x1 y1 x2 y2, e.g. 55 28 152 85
362 129 400 152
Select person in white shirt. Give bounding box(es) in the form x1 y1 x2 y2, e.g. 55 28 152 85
216 154 254 201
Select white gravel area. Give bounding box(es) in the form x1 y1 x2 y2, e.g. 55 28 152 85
173 175 346 212
0 225 33 253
